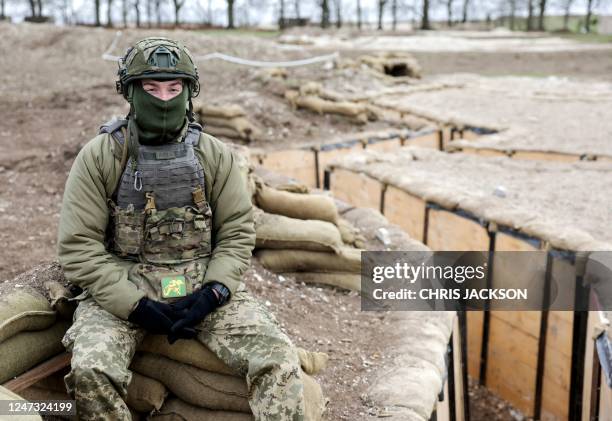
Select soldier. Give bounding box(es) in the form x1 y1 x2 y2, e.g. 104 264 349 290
58 37 305 420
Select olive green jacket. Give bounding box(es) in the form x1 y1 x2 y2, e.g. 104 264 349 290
57 130 255 320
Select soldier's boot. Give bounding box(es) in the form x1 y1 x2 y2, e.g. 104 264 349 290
62 297 145 421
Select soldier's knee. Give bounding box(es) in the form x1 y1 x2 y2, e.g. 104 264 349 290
248 342 300 379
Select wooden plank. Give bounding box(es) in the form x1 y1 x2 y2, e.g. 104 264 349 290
490 311 541 339
494 232 539 252
460 130 481 141
486 316 539 416
365 138 402 152
318 144 361 187
540 314 573 420
453 316 466 421
599 369 612 421
541 374 570 419
330 168 383 211
550 256 577 311
581 311 598 421
383 185 427 242
546 311 574 358
512 150 580 163
426 209 489 252
3 352 72 393
406 132 440 149
459 147 507 157
260 148 317 187
467 312 484 380
436 372 451 421
491 234 546 309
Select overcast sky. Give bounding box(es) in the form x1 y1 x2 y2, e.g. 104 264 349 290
6 0 612 27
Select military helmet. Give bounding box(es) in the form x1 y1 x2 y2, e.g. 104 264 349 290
116 37 200 99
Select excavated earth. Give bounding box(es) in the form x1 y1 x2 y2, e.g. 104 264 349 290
2 23 611 420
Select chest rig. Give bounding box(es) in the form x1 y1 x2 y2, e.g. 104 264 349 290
100 119 213 268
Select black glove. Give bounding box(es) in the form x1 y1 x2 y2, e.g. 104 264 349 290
168 285 221 343
128 297 196 339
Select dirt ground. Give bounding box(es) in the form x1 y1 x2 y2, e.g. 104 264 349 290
2 22 610 420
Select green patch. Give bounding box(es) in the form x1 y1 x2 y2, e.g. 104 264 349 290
161 276 187 298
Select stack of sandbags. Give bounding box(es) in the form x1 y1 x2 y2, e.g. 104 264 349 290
285 82 370 125
129 335 328 420
17 360 168 421
0 288 69 384
252 178 365 292
196 104 262 143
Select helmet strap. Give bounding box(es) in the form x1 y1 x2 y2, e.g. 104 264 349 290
187 85 195 122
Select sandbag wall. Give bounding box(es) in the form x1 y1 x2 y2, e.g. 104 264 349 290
451 145 612 163
0 288 70 385
251 176 365 292
447 130 612 163
324 151 611 421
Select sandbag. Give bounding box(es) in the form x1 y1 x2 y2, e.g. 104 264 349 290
198 104 245 119
150 398 253 421
297 349 328 375
255 182 339 224
126 372 167 413
0 321 69 383
130 353 251 413
303 372 326 421
150 374 325 421
137 335 237 376
0 288 56 344
205 125 243 140
0 386 43 421
337 218 366 249
283 272 361 292
256 248 362 273
255 209 343 252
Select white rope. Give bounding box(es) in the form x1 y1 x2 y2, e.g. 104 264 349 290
101 30 123 61
100 30 339 68
192 51 339 67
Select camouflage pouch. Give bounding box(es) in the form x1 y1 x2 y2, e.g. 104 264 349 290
128 261 204 303
142 204 212 265
109 202 145 258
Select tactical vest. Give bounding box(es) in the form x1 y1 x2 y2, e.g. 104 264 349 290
100 119 212 300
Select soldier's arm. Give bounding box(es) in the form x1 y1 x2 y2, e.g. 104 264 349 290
57 135 145 319
199 135 255 299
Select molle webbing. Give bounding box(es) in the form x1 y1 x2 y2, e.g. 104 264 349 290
99 119 205 211
116 136 204 211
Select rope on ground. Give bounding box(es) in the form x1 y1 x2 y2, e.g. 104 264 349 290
100 30 339 68
101 30 123 62
192 51 339 67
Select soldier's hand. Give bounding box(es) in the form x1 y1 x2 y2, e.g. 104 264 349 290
128 297 191 336
168 285 220 340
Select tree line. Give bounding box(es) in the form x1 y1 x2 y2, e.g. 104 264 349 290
0 0 604 33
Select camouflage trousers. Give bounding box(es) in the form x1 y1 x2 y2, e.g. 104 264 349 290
62 286 305 421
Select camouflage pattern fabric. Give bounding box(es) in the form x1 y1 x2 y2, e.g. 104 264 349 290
62 297 145 421
62 286 304 421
